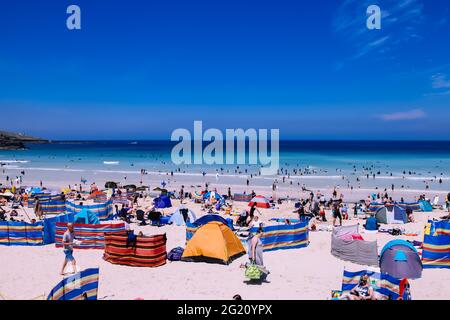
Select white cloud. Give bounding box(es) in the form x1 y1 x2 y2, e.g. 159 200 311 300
431 73 450 89
333 0 424 61
378 109 426 121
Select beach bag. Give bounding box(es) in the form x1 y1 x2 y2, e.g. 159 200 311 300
245 263 262 280
168 246 184 261
389 228 402 236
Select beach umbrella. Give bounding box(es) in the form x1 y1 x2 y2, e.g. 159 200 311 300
248 195 270 208
105 181 118 189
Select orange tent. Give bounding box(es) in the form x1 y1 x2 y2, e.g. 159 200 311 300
182 221 245 264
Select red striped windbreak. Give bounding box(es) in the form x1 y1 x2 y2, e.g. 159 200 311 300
103 233 167 267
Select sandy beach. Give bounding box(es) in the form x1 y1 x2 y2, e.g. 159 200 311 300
1 192 449 300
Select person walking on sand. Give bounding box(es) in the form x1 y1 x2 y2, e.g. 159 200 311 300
249 226 264 266
241 226 270 281
332 201 342 227
60 223 77 275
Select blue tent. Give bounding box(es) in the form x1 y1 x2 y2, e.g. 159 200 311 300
203 191 222 201
380 239 422 279
153 195 172 209
193 214 234 231
375 205 408 224
74 208 100 224
169 206 197 226
419 200 433 212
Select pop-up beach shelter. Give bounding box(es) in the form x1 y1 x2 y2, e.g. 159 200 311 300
169 206 197 226
380 240 422 279
203 191 222 201
153 195 172 209
375 205 408 224
74 208 100 225
182 221 245 264
419 200 433 212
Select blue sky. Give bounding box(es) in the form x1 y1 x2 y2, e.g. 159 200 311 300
0 0 449 140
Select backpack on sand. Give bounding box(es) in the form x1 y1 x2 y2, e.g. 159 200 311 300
168 247 184 261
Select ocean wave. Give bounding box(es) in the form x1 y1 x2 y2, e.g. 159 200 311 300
0 160 29 164
2 165 20 169
103 161 120 165
369 175 449 181
95 169 140 174
10 167 86 172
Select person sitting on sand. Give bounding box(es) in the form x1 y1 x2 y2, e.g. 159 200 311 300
446 192 450 213
147 209 163 226
247 216 259 229
60 223 78 275
0 207 6 221
34 198 43 220
309 219 318 231
340 274 375 300
236 210 249 227
364 214 379 231
341 204 349 220
319 205 327 222
406 207 415 223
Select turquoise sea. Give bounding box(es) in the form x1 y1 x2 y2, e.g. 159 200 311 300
0 140 449 191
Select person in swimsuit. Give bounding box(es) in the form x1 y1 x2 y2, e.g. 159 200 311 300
341 274 375 300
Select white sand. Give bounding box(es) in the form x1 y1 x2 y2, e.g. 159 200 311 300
1 197 449 300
